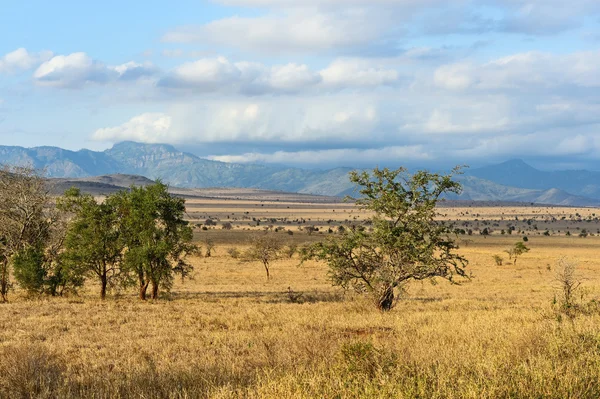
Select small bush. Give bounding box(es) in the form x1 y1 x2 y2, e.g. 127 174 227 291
227 247 241 259
493 254 503 266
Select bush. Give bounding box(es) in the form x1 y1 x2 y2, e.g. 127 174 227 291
12 248 46 296
227 247 241 259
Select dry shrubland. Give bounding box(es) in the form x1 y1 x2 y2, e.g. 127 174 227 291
2 230 600 398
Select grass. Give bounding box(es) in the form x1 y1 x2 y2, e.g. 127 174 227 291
2 204 600 397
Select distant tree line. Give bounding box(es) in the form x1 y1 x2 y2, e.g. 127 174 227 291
0 165 197 302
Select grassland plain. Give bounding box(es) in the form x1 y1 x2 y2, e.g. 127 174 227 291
2 202 600 398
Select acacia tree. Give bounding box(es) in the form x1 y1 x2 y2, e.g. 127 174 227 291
245 234 282 279
303 167 469 311
111 182 196 300
58 188 123 300
505 241 530 265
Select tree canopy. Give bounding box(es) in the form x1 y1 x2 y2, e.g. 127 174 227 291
303 166 469 311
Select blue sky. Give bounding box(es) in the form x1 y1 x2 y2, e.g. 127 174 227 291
1 0 599 170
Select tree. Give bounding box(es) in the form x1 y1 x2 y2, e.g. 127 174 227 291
303 167 468 311
111 182 196 300
493 254 503 266
0 166 70 300
204 239 215 257
505 241 530 265
245 234 282 279
58 188 124 300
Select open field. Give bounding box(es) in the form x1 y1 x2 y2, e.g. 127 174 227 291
3 200 600 398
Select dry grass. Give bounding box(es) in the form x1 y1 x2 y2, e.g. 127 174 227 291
3 204 600 398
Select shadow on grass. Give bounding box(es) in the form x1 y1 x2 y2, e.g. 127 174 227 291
169 289 346 304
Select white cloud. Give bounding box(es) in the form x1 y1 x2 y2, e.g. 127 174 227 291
208 145 432 165
34 53 157 88
159 56 397 94
0 48 53 74
163 9 393 54
34 53 115 88
433 63 473 90
320 59 399 87
92 113 172 143
433 51 600 92
159 56 242 91
113 61 157 81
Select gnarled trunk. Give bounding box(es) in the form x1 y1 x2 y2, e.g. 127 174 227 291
376 285 394 311
151 280 159 299
0 258 9 302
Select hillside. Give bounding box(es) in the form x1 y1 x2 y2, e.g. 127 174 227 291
468 159 600 200
3 142 600 206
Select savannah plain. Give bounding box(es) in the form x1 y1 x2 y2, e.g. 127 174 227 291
3 192 600 398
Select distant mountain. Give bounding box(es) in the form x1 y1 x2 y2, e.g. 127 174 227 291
454 176 599 206
0 141 356 196
468 159 600 200
2 142 600 206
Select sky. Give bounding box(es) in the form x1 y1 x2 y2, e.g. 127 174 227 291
1 0 599 170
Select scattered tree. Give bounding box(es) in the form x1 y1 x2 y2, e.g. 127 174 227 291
505 241 530 265
493 254 503 266
245 234 282 279
303 166 469 311
204 239 215 257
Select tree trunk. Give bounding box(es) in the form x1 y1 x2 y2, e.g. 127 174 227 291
100 273 107 300
151 280 159 299
1 259 9 302
377 285 395 311
263 261 270 279
139 280 149 300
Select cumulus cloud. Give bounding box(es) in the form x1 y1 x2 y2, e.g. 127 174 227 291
320 59 399 87
158 56 399 94
34 53 116 88
163 9 395 54
34 53 157 88
0 48 53 74
91 94 386 146
433 51 600 92
92 113 172 143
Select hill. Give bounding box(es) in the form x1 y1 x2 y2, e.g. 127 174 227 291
3 142 600 206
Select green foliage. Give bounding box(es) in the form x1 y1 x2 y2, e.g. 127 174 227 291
110 182 197 300
12 247 83 297
58 187 124 300
12 247 46 295
505 241 530 265
303 166 468 311
244 234 282 279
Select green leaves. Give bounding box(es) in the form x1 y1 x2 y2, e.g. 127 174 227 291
110 182 196 299
306 166 468 311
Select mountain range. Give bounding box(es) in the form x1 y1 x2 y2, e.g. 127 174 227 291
1 141 600 206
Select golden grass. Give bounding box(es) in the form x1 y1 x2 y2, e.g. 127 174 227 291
3 208 600 397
